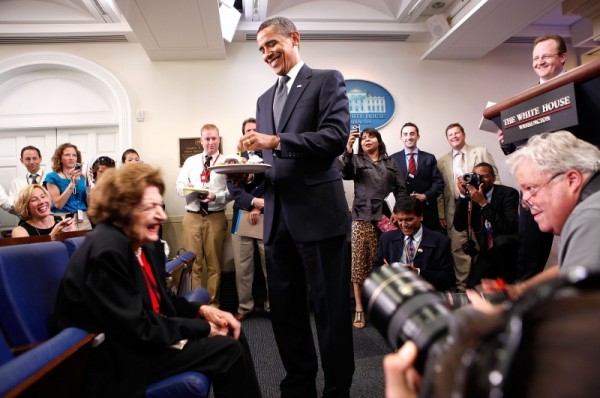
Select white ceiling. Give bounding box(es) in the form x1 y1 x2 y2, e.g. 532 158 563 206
0 0 596 61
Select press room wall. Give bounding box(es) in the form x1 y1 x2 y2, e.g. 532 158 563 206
0 39 577 255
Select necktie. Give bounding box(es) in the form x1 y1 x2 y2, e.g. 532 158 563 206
406 236 416 264
273 75 290 129
200 155 212 214
453 151 465 198
30 174 39 184
408 152 417 175
484 219 494 250
453 151 465 172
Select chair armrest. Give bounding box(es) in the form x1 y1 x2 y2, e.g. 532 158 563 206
183 288 210 305
0 327 94 398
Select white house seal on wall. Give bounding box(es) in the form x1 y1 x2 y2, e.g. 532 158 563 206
346 79 395 130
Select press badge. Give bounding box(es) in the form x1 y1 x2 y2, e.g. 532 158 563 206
200 171 210 183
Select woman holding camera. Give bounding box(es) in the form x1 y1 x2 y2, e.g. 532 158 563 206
45 142 91 229
341 127 408 328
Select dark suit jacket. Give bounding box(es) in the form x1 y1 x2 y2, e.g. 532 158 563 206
373 227 455 291
453 184 519 244
390 149 444 230
227 151 265 234
257 64 350 243
453 184 519 284
55 223 209 396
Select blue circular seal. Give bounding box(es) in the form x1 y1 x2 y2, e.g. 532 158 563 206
346 79 395 130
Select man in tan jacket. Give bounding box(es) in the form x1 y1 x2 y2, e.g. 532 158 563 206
437 122 500 291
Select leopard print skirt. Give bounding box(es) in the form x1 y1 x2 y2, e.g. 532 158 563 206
351 220 380 284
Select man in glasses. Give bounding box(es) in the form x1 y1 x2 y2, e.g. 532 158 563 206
531 34 567 84
490 131 600 296
497 35 567 281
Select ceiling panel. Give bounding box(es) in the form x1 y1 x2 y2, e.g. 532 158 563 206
0 0 592 60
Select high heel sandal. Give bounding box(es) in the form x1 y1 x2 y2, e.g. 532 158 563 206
353 311 366 329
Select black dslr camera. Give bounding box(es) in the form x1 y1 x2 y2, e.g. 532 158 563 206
462 172 483 187
362 266 454 372
364 265 600 398
461 237 479 257
362 266 508 373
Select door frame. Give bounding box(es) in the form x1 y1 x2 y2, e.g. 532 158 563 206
0 51 131 148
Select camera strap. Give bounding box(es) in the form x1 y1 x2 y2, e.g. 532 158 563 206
467 200 472 240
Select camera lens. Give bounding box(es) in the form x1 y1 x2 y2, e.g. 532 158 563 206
362 266 452 370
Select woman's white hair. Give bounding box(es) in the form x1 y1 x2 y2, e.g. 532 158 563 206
506 130 600 176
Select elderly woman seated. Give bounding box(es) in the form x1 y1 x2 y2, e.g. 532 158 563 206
11 184 75 239
54 163 261 398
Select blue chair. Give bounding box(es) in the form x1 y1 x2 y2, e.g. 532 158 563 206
0 241 70 346
63 236 86 257
166 251 196 296
183 286 210 304
0 327 93 397
0 242 211 398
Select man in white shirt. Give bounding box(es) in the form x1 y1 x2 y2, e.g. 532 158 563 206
9 145 45 203
176 124 231 306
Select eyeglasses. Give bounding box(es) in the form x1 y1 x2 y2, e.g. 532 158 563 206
520 172 564 210
532 53 562 63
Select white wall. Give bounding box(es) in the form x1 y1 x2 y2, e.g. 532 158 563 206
0 39 577 222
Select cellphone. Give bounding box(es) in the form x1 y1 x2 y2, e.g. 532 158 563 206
352 124 361 153
74 163 82 170
66 212 75 219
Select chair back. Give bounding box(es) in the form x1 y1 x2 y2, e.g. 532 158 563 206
166 251 196 296
0 241 71 346
63 237 86 257
0 333 13 366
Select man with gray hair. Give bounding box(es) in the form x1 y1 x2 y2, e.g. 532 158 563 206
501 130 600 294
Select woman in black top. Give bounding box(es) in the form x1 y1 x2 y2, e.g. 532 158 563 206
11 184 74 239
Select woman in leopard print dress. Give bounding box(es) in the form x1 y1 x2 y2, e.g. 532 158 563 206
341 127 408 328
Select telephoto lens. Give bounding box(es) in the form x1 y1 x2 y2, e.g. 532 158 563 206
362 266 453 372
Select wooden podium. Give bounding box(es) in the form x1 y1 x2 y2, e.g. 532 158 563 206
483 58 600 148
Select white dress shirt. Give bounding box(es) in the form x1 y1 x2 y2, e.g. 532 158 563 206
175 152 230 212
9 169 47 202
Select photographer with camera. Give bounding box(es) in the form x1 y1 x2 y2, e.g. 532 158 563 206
437 123 501 292
453 162 519 288
373 131 600 398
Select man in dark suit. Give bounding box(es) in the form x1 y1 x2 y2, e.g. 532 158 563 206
390 122 445 233
374 196 455 291
453 162 519 288
495 35 566 281
237 16 354 398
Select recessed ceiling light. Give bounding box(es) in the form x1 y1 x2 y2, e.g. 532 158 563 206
432 2 446 9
